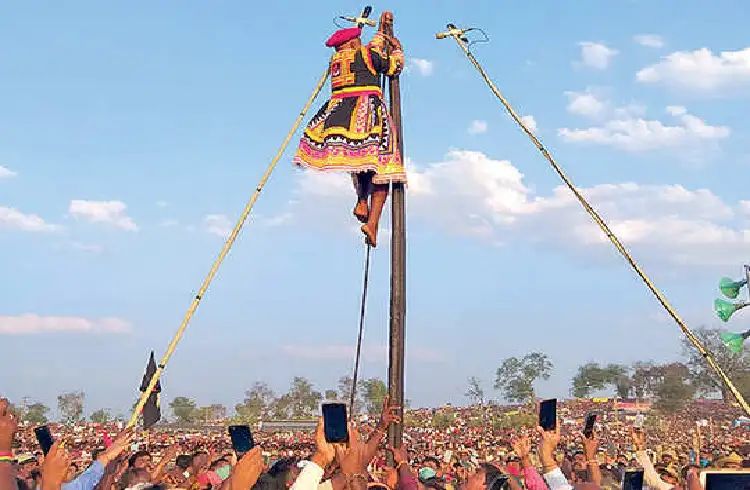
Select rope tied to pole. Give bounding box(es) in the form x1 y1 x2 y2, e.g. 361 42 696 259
437 26 750 417
350 244 372 416
127 67 330 428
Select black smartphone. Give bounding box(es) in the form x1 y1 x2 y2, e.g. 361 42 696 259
623 469 644 490
322 402 349 443
539 398 557 431
34 425 54 455
228 425 255 454
705 472 750 490
583 413 597 438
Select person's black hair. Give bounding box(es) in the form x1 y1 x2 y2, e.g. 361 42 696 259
128 450 151 468
176 454 193 470
423 456 440 466
480 464 507 490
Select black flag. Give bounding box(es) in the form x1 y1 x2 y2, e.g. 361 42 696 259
139 351 161 429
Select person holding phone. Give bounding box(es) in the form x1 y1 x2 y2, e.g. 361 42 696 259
0 397 19 490
40 428 134 490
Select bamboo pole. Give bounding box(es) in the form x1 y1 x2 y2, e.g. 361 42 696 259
128 67 329 427
438 27 750 417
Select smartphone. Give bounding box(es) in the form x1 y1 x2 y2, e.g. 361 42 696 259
228 425 255 454
703 471 750 490
634 413 645 429
34 426 54 455
583 413 597 438
322 402 349 443
623 469 644 490
539 398 557 431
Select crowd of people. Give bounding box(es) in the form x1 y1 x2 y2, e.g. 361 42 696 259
1 395 748 490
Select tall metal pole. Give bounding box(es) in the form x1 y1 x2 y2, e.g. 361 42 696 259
386 16 406 449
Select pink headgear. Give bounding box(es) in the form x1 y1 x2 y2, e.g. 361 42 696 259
325 27 362 47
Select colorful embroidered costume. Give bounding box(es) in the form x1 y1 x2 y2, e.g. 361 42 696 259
294 31 406 185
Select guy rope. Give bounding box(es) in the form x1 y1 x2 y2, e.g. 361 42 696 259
128 67 329 427
436 24 750 416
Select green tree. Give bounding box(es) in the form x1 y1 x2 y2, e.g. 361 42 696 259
169 396 197 423
570 363 628 398
286 377 321 419
24 402 49 424
431 411 455 429
89 409 111 424
465 376 485 405
681 327 750 402
324 390 338 401
494 352 553 403
269 395 292 419
57 391 85 424
359 377 387 415
338 375 363 412
631 362 662 399
654 363 696 413
235 382 275 424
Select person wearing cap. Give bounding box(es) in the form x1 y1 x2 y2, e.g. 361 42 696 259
294 11 406 248
715 451 742 469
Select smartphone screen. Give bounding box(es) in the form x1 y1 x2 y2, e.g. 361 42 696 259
322 402 349 443
705 472 750 490
228 425 255 454
634 413 645 429
583 413 597 438
34 426 54 455
623 469 644 490
539 398 557 431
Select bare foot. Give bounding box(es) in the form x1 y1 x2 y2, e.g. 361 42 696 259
361 224 377 247
353 201 369 223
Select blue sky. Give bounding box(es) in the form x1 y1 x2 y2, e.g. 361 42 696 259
2 1 750 417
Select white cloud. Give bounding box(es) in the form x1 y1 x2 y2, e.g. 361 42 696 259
0 314 131 335
665 105 687 116
289 149 750 267
633 34 664 48
0 206 59 232
408 150 750 266
408 58 434 76
565 90 607 118
520 115 538 133
578 42 618 70
0 165 17 179
69 200 138 231
558 106 729 152
203 214 232 238
636 47 750 94
467 120 488 135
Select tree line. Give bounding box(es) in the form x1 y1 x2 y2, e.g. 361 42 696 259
10 375 388 425
465 327 750 413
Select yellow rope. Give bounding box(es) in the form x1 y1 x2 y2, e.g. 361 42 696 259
444 33 750 416
127 67 330 428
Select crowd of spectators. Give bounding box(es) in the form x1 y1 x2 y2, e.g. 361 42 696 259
2 395 748 490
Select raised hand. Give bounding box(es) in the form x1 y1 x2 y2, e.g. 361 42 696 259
582 431 599 460
511 434 532 466
0 397 18 452
41 441 72 490
630 428 646 452
311 417 336 469
379 396 401 430
230 447 264 490
388 444 409 466
98 428 135 465
335 423 368 476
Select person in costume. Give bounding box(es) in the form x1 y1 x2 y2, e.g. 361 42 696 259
294 12 405 247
